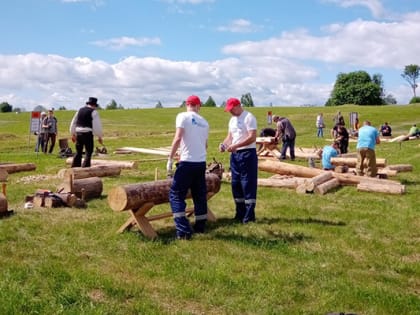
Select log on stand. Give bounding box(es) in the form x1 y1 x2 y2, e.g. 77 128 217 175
108 174 221 239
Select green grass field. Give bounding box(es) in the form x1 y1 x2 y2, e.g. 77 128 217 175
0 105 419 315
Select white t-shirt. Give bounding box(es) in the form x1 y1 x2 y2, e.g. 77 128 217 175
228 110 257 150
176 111 209 162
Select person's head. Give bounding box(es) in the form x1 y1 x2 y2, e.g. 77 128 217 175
363 120 371 126
86 97 99 108
224 98 242 116
48 108 54 116
332 140 340 149
41 111 46 117
384 122 388 125
185 95 201 112
272 115 280 123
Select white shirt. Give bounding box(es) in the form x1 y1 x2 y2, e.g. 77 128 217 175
176 111 209 162
229 110 257 150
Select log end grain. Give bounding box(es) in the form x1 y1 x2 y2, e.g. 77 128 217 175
107 186 129 211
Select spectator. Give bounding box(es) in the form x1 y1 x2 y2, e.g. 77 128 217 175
380 122 392 137
167 95 209 240
273 115 296 160
336 125 349 154
316 113 325 137
35 111 47 152
408 124 420 137
220 98 257 224
356 121 380 177
43 108 58 154
70 97 103 167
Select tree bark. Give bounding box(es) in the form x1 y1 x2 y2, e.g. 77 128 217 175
60 177 103 200
108 173 221 212
357 181 406 194
330 157 386 168
62 165 121 180
314 178 340 195
259 159 322 178
0 163 36 174
258 177 306 189
385 164 413 172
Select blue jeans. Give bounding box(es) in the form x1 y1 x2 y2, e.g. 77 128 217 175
169 161 207 237
317 127 324 137
230 149 258 223
280 137 295 160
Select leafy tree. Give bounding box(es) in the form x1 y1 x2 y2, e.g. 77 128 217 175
203 96 216 107
155 101 163 108
241 93 254 107
409 96 420 104
383 94 397 105
106 99 118 110
401 64 419 97
326 71 384 106
58 106 66 110
0 102 13 112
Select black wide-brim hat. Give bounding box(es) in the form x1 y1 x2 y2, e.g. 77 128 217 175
86 97 99 106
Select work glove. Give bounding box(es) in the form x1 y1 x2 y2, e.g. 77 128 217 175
166 158 173 177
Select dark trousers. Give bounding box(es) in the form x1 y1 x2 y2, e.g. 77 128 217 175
71 132 94 168
169 161 207 237
43 133 56 154
280 137 295 160
230 149 258 223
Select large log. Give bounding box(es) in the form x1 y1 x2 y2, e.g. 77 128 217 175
114 147 170 156
258 177 307 189
65 157 137 169
259 158 404 188
60 177 103 200
385 164 413 172
108 174 221 212
330 157 386 168
357 181 405 195
259 159 322 178
62 165 121 180
314 178 340 195
0 163 36 174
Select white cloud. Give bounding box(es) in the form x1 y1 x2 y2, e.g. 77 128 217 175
217 19 262 33
91 36 161 50
322 0 386 19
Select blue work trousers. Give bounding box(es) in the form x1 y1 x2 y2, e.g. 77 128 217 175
280 137 295 160
169 161 207 237
230 149 258 223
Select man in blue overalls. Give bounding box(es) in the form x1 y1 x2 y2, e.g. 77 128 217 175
220 98 258 223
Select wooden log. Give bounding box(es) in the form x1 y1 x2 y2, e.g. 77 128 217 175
0 163 36 174
330 157 386 168
385 164 413 172
357 181 405 195
0 169 8 182
60 177 103 200
0 193 7 212
65 157 138 169
259 158 404 187
62 165 121 180
258 177 307 189
259 159 322 178
108 174 221 212
308 172 334 189
114 147 170 156
314 178 340 195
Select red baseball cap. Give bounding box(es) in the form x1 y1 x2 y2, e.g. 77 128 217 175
224 98 241 112
186 95 201 106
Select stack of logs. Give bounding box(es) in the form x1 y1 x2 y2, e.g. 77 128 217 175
257 159 409 195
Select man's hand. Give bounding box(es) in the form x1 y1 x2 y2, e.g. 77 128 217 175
71 134 76 143
227 144 237 153
98 137 103 145
166 158 173 177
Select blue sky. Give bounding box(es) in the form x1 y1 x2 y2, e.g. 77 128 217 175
1 0 420 110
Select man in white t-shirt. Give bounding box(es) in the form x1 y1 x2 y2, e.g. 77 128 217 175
220 98 258 223
167 95 209 239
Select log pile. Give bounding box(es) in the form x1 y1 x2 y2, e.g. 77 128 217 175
258 159 409 195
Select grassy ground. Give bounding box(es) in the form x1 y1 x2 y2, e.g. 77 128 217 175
0 105 419 315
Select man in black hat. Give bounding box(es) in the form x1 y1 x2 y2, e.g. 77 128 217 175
69 97 104 167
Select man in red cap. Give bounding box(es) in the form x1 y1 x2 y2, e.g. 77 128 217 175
167 95 209 239
219 97 258 223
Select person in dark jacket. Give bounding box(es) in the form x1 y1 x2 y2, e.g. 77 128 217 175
336 124 349 154
69 97 103 167
273 115 296 160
